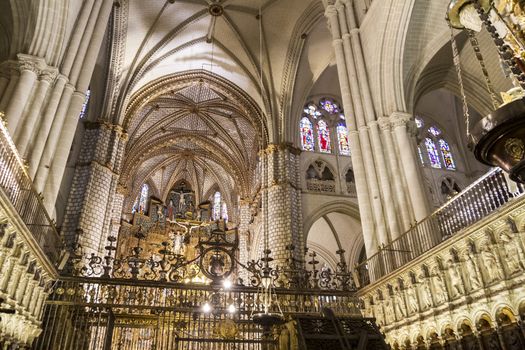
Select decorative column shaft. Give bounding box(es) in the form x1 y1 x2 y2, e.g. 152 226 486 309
392 112 430 221
0 65 19 112
325 5 379 255
338 0 401 241
4 55 45 135
41 0 114 212
378 117 414 231
261 144 304 266
15 68 58 157
27 76 67 179
62 122 127 255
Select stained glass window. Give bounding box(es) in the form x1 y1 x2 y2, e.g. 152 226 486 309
439 139 456 170
337 124 350 156
425 138 441 169
79 89 91 119
320 99 340 114
417 146 425 165
317 120 331 153
221 203 228 222
300 117 315 151
213 192 221 220
303 103 321 119
415 117 423 128
428 126 441 137
132 184 149 214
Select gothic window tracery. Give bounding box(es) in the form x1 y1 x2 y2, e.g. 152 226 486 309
305 161 336 193
132 183 150 214
439 139 456 170
417 120 456 171
337 116 350 156
221 202 228 222
317 120 331 153
300 117 315 151
425 137 442 169
213 191 221 220
79 89 91 119
299 97 350 156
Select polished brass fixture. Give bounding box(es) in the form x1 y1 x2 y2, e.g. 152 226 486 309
447 0 525 182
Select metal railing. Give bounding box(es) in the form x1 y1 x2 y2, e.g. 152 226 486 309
33 277 360 350
355 168 525 287
0 115 61 264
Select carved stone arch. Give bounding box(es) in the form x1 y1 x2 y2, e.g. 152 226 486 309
426 327 442 348
280 0 325 143
303 200 360 238
457 318 476 336
495 306 519 326
474 312 495 331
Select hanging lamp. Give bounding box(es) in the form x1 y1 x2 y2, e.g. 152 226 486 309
447 0 525 182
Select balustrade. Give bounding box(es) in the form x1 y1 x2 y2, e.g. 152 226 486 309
355 168 525 286
0 113 60 263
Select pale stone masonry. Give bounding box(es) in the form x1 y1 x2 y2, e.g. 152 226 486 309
62 122 127 255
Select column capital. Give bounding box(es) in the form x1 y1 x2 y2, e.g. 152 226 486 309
377 117 391 131
390 112 412 128
16 54 46 75
39 68 59 84
260 143 301 156
116 183 129 195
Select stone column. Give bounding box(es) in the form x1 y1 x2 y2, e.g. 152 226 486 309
4 55 45 136
378 117 414 232
15 68 58 157
41 0 114 211
0 64 19 113
261 144 304 266
391 112 430 221
0 254 15 293
28 75 69 179
325 4 378 255
7 256 27 299
0 63 11 101
339 0 402 241
62 122 127 255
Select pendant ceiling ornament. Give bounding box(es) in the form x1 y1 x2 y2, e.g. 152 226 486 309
447 0 525 183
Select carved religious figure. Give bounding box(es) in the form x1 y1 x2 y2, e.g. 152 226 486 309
405 284 419 314
431 268 448 304
499 230 524 274
446 260 464 297
384 297 395 324
393 287 407 319
480 244 502 283
464 251 482 290
419 275 433 309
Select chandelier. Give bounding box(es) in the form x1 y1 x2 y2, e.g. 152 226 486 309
447 0 525 182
